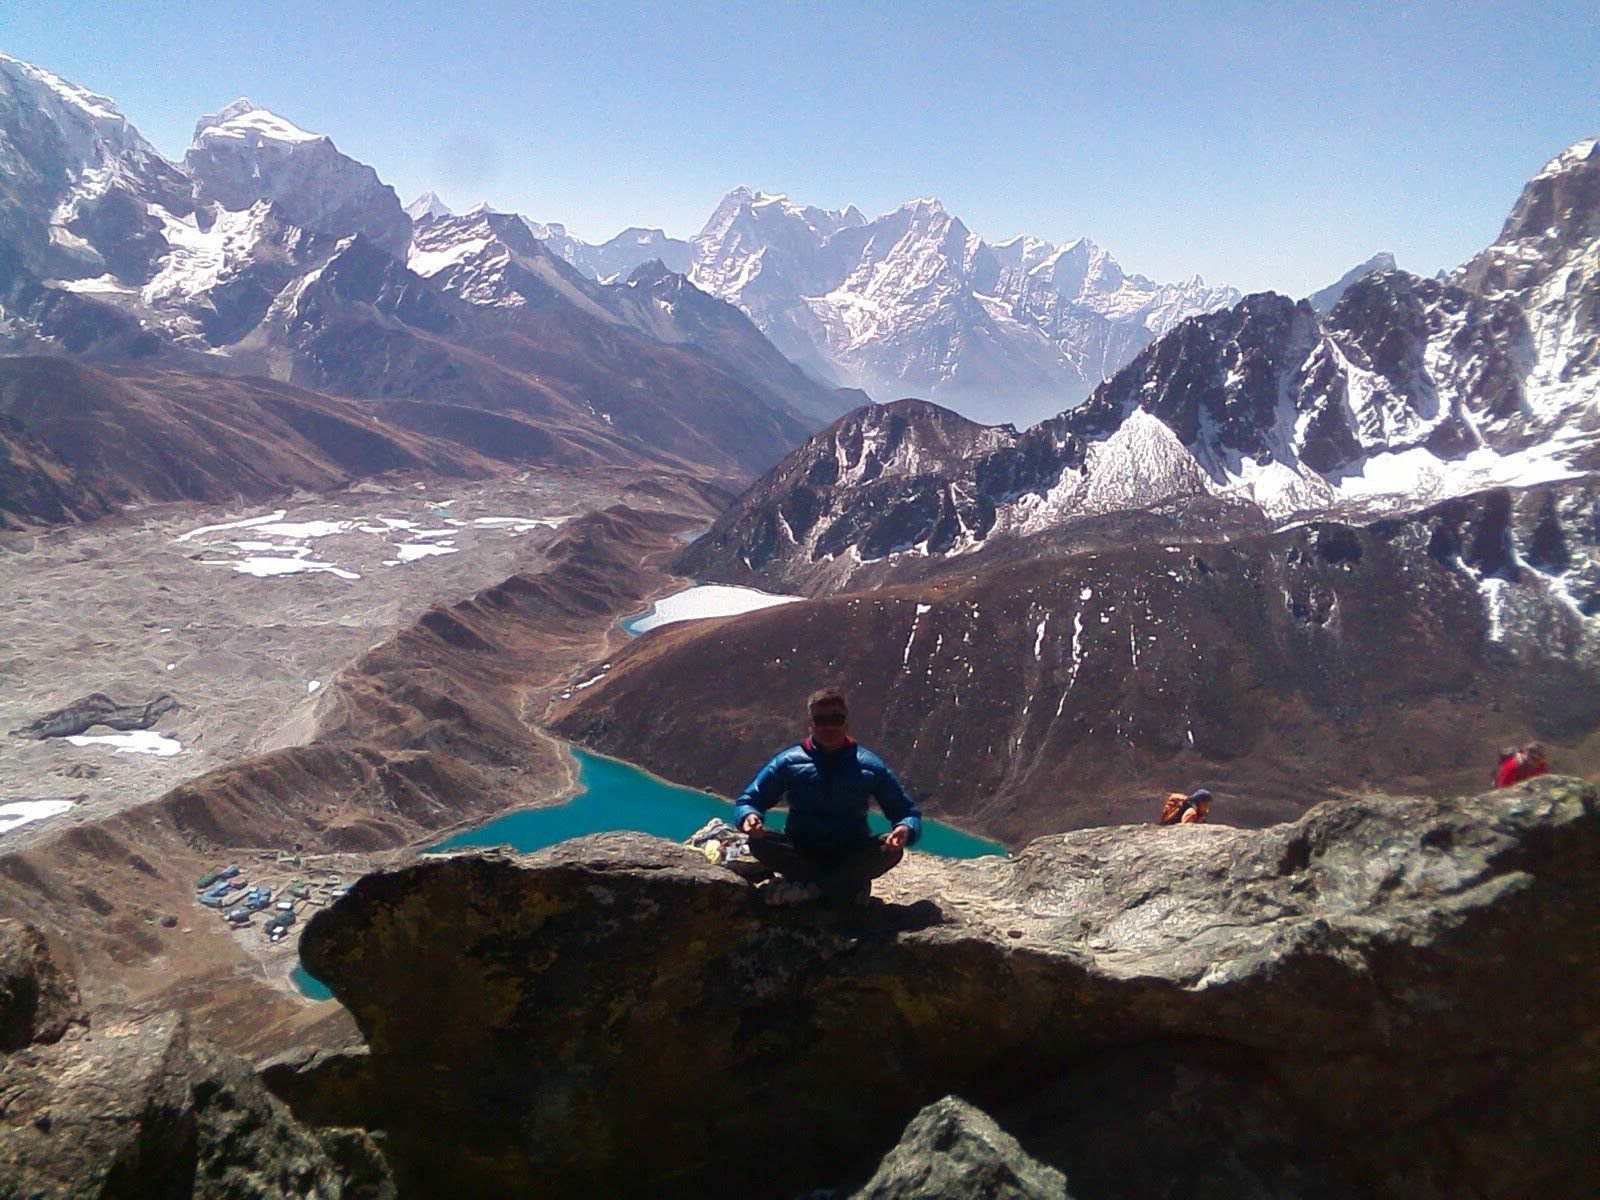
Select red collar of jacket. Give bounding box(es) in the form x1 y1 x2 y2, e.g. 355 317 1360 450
802 735 857 755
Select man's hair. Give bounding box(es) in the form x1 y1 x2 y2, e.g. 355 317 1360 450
807 687 848 716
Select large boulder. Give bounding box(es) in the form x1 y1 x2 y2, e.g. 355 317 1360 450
292 778 1600 1199
849 1096 1072 1199
0 919 79 1051
0 921 392 1199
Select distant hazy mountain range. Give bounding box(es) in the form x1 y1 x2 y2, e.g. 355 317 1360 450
458 184 1241 427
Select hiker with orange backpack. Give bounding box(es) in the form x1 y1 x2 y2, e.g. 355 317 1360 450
1159 789 1212 825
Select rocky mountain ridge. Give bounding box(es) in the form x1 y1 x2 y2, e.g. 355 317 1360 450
0 354 500 528
678 137 1600 592
1307 250 1398 313
0 53 852 493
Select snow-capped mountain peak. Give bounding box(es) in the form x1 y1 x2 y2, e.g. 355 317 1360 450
0 53 194 286
1307 252 1399 313
0 52 132 131
1533 137 1599 183
701 187 867 243
404 190 453 223
0 52 169 176
1457 133 1600 425
185 96 410 256
990 235 1058 271
191 99 324 146
680 187 1243 425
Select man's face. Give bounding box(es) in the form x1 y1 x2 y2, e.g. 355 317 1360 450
809 703 850 750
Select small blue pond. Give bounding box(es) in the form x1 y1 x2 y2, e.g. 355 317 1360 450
293 747 1005 1000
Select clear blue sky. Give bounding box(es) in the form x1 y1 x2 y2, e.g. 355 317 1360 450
3 1 1595 295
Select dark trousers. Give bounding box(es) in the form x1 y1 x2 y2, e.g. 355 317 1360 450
748 831 904 900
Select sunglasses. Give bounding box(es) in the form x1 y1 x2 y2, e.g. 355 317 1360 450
810 711 848 727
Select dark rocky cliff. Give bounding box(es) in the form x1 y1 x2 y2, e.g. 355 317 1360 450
283 778 1599 1199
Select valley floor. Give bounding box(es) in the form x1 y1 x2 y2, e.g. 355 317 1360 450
0 469 619 845
0 467 712 1056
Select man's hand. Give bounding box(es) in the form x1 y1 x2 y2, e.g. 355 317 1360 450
740 813 766 838
885 824 911 850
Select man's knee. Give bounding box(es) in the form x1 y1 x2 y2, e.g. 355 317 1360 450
870 840 904 878
750 834 821 881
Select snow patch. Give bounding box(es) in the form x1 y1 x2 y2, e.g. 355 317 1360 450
65 731 183 756
471 516 568 530
0 799 76 836
250 519 350 539
176 510 288 543
1481 577 1509 642
394 543 459 562
233 557 360 580
46 274 135 294
626 585 801 633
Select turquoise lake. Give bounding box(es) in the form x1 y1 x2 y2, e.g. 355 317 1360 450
292 747 1005 1001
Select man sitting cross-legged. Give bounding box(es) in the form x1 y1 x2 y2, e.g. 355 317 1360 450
734 688 921 906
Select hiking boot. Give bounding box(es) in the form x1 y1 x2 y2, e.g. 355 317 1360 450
763 880 823 906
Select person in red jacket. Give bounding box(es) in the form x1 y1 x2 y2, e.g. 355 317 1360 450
1495 743 1549 787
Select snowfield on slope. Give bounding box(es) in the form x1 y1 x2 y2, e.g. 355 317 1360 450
624 585 802 634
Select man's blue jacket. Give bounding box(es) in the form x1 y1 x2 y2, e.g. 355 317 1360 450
734 737 922 851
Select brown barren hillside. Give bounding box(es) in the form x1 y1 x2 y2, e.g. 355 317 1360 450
551 486 1600 844
0 355 500 528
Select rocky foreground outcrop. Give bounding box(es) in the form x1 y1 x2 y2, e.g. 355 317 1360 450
286 778 1599 1199
0 919 393 1198
852 1096 1072 1200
